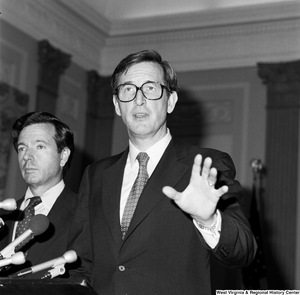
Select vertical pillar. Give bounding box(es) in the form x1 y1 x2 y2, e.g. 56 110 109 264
257 60 300 288
84 70 114 166
36 40 71 112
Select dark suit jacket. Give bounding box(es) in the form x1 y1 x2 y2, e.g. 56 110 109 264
69 139 257 295
0 186 78 279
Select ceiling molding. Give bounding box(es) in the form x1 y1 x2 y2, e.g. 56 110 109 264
1 0 299 74
109 1 300 35
57 0 111 34
100 17 300 75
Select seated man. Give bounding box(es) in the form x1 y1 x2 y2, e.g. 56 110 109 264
0 112 79 279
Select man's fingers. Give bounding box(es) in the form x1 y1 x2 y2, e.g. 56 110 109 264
207 167 218 186
201 157 212 179
162 186 180 200
191 154 202 176
218 185 229 196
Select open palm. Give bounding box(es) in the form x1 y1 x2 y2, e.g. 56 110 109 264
162 154 228 224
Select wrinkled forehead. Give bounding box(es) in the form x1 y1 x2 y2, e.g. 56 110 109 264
119 62 164 84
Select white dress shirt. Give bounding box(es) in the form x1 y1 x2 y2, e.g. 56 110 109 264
120 129 221 248
12 180 65 240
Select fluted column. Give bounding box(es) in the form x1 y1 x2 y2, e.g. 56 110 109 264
84 70 114 165
36 40 71 112
257 60 300 289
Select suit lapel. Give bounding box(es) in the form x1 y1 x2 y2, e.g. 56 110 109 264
102 149 128 245
27 187 76 264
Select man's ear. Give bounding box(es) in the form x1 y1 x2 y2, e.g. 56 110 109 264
167 91 178 114
113 96 121 116
60 147 71 167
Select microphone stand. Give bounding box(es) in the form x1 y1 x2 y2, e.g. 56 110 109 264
40 263 66 279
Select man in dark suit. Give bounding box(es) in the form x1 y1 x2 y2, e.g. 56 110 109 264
69 50 257 294
0 112 78 279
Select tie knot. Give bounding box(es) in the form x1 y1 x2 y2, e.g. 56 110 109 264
28 196 42 208
136 152 149 166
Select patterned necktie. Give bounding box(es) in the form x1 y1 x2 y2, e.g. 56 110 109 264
121 152 150 240
15 196 42 252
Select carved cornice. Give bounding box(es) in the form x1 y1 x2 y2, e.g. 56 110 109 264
100 16 300 75
258 60 300 108
105 18 300 47
38 40 71 76
38 40 71 93
86 70 114 118
258 60 300 85
57 0 111 33
109 1 300 35
1 0 299 74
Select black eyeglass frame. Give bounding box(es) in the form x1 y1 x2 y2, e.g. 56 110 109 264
114 81 171 103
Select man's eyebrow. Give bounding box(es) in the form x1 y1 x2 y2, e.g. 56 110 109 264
17 142 26 148
17 139 48 147
121 80 156 85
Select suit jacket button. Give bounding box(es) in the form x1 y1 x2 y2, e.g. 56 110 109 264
220 248 228 257
119 265 126 271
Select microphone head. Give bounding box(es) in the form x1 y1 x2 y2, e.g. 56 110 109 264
28 214 49 236
10 252 26 265
63 250 77 263
0 198 17 211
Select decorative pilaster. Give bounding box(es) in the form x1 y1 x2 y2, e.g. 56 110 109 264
36 40 71 112
84 70 114 165
257 60 300 289
0 83 29 201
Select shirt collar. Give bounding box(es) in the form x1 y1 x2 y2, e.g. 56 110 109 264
25 179 65 204
128 128 172 168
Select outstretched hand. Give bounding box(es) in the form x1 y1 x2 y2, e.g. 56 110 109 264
162 154 228 225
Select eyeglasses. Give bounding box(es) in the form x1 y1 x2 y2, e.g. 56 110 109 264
115 81 171 102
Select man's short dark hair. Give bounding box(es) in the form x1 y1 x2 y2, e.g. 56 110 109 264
111 50 179 95
12 112 75 176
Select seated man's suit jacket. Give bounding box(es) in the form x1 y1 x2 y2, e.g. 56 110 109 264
0 186 78 279
69 139 257 295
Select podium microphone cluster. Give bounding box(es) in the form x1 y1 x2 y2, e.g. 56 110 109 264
0 214 49 259
9 250 78 278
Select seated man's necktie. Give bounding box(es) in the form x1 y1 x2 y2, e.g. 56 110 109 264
15 196 42 252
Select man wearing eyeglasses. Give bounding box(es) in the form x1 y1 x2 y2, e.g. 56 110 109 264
69 50 256 295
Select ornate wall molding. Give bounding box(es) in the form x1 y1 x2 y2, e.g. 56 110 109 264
101 17 300 74
258 60 300 85
1 0 106 71
36 40 71 113
1 0 299 74
109 1 300 35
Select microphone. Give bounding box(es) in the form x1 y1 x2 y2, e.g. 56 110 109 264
0 214 49 259
0 252 25 268
9 250 77 278
0 198 17 211
0 218 5 231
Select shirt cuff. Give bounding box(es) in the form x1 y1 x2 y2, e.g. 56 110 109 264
193 210 222 249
